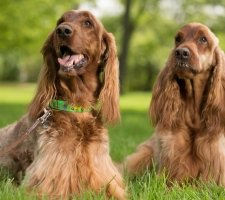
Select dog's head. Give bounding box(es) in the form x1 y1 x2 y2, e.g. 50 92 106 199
173 22 219 78
48 10 105 77
29 10 120 123
150 22 225 130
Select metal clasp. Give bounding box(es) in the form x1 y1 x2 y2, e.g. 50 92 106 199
38 108 52 125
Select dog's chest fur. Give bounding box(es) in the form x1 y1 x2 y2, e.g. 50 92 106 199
25 111 110 196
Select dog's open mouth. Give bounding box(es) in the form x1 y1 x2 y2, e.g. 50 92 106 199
57 46 87 72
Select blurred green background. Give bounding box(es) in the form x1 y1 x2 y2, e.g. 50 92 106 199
1 2 225 197
1 0 225 92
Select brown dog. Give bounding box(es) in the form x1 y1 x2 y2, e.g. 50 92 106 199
125 23 225 186
0 10 126 199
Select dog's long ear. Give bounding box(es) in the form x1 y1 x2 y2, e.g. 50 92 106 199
29 32 57 120
98 31 120 124
202 47 225 133
150 51 183 129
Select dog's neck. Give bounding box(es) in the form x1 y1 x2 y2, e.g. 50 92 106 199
56 72 99 109
177 71 211 129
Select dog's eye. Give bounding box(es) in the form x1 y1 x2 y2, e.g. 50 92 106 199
175 35 182 43
83 19 93 28
199 36 207 43
57 18 64 25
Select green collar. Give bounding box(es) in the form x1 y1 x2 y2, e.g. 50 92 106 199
49 99 92 113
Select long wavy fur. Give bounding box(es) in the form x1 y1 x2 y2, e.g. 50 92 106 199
29 30 120 124
125 23 225 186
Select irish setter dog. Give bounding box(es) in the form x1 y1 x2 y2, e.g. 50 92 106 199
0 10 125 199
125 23 225 186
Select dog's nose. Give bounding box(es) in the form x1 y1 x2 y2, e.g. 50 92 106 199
175 48 190 60
56 24 73 38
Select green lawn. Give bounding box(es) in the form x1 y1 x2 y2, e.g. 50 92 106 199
0 83 224 199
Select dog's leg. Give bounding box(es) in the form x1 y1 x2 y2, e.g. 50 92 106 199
87 133 126 200
107 178 126 200
95 160 126 200
124 136 157 176
0 123 23 178
0 116 34 183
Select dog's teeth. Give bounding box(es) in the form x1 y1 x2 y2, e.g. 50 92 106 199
75 57 80 64
68 61 73 65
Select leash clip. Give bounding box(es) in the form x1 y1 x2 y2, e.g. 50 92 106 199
38 108 52 125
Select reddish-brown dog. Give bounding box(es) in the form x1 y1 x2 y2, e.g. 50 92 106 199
125 23 225 186
0 10 125 199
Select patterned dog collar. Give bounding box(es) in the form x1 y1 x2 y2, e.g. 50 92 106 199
49 100 92 113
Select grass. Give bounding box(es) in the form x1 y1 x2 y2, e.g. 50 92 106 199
0 83 224 199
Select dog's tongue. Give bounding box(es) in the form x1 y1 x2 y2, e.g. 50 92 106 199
58 54 84 67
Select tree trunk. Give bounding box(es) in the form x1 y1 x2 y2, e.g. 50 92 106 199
119 0 133 93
